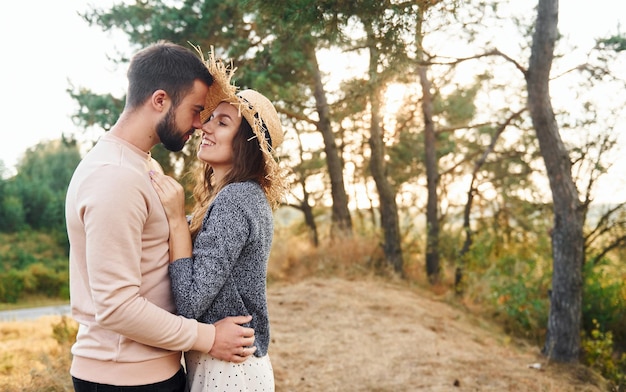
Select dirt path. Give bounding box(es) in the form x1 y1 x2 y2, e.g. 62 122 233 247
0 277 608 391
267 277 606 391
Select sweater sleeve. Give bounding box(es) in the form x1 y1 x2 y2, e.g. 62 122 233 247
77 164 210 352
169 186 251 320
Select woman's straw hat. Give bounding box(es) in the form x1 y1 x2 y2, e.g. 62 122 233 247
192 44 287 207
198 47 284 151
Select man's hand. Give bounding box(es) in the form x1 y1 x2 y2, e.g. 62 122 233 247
209 315 256 363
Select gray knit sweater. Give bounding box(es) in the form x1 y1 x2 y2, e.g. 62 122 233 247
169 181 273 357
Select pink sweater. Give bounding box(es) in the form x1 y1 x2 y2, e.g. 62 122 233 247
65 133 214 385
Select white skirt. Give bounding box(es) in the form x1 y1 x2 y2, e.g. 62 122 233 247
185 351 274 392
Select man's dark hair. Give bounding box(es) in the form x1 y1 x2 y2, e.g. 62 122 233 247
125 40 213 109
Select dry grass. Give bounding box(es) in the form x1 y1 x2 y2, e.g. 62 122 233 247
0 277 608 391
0 234 611 391
0 315 74 391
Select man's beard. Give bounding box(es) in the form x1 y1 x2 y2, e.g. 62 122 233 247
157 108 191 152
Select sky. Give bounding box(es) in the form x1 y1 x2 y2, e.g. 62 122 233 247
0 0 128 176
1 0 625 202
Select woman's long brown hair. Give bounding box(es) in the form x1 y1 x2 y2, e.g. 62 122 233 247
188 118 271 240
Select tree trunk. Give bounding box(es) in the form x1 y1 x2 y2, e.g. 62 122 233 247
415 5 440 284
300 187 319 247
365 23 404 276
418 64 441 284
369 108 404 275
292 123 320 247
310 50 353 238
527 0 583 363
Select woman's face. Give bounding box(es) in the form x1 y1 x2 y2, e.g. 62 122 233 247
197 102 242 174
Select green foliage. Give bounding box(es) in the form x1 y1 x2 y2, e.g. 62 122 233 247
17 138 81 194
582 260 626 346
459 204 626 373
387 129 423 186
0 138 81 235
596 34 626 52
456 217 554 343
17 184 57 231
82 0 252 55
0 263 69 303
486 255 550 342
433 82 479 128
581 319 626 389
0 270 25 303
1 247 37 270
67 87 124 132
463 229 497 270
0 230 70 304
22 264 69 298
0 195 26 232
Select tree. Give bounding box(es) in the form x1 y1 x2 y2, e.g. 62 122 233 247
415 3 441 284
456 109 525 291
80 0 356 239
526 0 583 362
358 4 406 275
245 0 355 238
77 0 255 176
0 137 81 244
73 3 625 324
14 137 82 234
285 119 327 246
310 49 354 237
0 185 26 232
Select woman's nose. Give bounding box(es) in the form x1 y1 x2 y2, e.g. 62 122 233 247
201 121 213 134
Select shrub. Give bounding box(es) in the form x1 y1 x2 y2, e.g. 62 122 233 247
3 248 37 271
0 195 26 232
485 255 550 343
582 260 626 347
0 269 25 303
581 319 626 390
52 316 78 345
23 263 68 298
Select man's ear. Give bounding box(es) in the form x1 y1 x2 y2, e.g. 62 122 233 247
151 89 170 112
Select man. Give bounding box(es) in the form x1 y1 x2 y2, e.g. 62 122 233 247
65 41 255 392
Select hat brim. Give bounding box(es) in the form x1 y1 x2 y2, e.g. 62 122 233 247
199 50 283 150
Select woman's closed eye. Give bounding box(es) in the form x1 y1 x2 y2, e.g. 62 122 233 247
208 114 229 126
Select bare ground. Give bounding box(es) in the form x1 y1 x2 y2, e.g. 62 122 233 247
268 277 607 392
0 277 609 391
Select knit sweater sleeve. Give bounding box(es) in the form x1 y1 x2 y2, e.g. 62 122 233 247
169 184 251 319
75 164 209 352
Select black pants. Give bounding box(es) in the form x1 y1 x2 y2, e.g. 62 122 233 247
72 366 186 392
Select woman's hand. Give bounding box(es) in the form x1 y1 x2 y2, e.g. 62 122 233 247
150 170 193 262
149 170 186 222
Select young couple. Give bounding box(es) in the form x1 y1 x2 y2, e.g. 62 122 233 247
65 41 285 391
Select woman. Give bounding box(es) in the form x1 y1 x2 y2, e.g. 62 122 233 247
150 50 286 392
